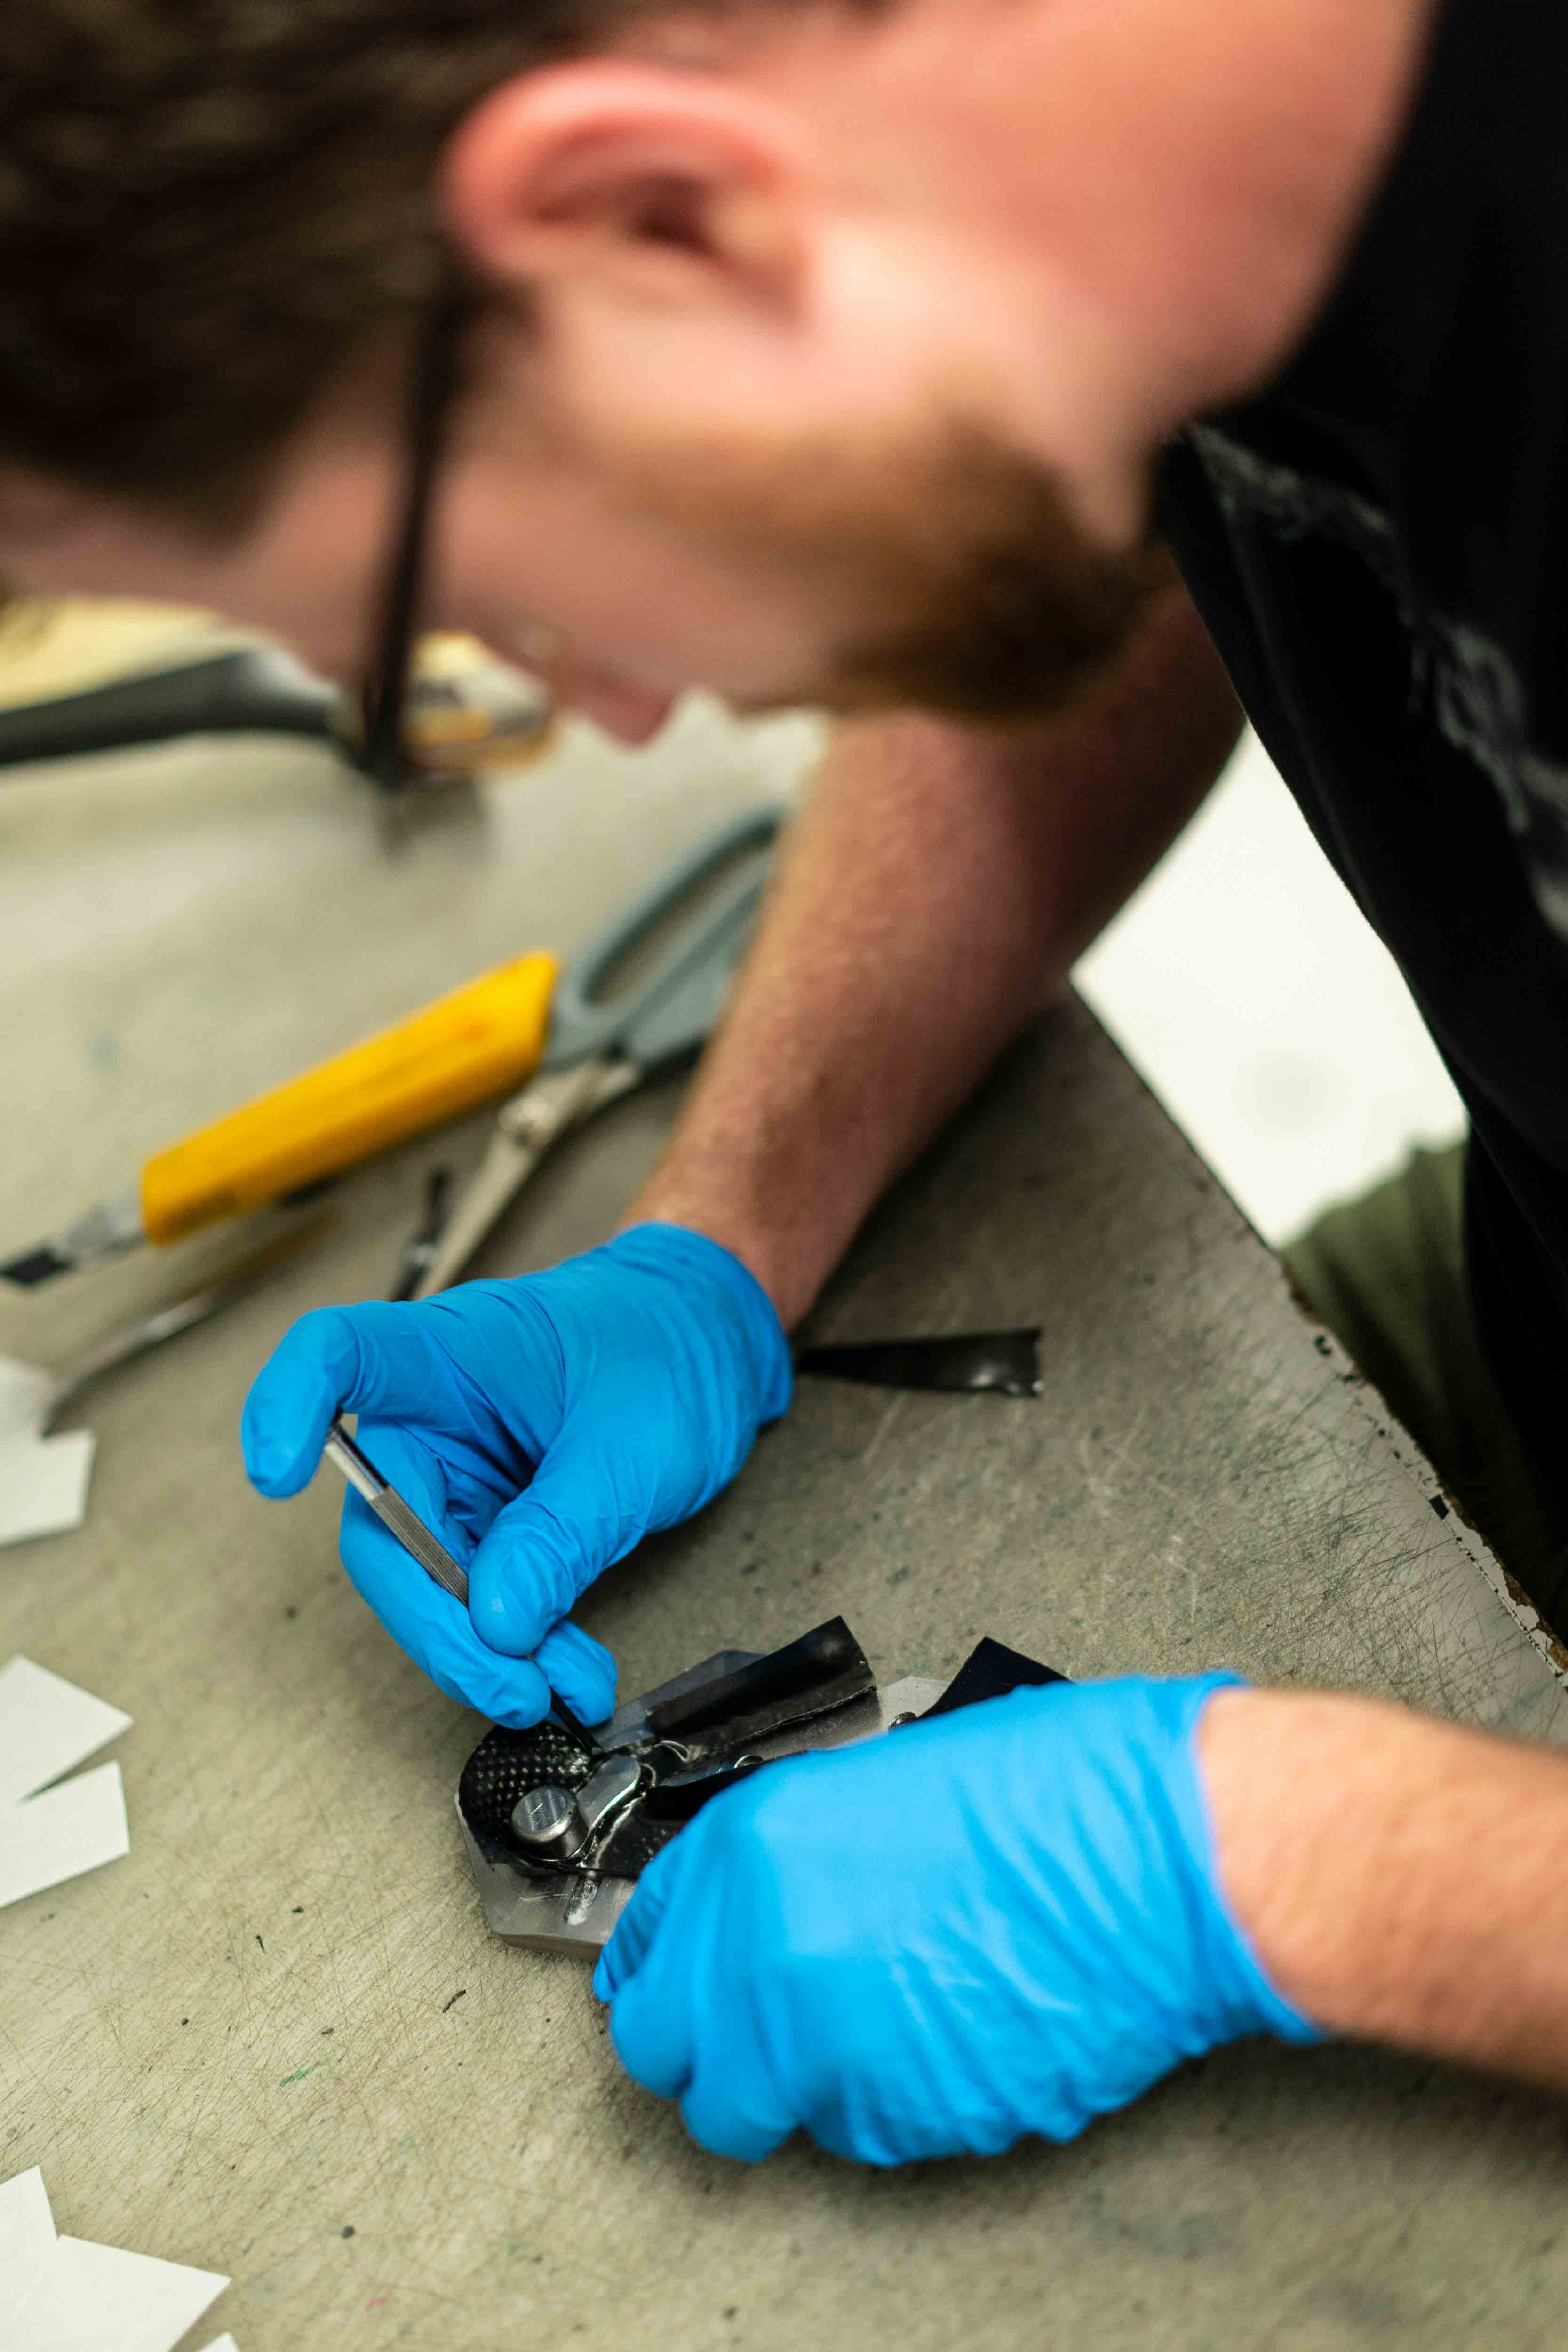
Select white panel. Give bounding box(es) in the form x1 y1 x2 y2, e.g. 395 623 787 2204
0 1658 130 1810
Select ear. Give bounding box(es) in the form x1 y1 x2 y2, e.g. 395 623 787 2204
440 62 811 314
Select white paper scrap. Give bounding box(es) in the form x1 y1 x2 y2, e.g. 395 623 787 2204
0 1353 94 1548
0 1431 96 1550
0 1657 132 1810
0 2169 230 2352
0 1762 129 1911
0 2167 56 2269
22 2237 231 2352
0 1658 132 1911
0 1359 96 1549
200 2338 243 2351
0 1355 56 1445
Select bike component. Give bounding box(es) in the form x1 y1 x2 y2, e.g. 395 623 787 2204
456 1617 1061 1957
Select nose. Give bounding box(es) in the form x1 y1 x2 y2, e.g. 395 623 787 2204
561 661 680 748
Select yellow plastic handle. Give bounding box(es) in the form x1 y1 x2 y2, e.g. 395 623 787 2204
139 950 559 1246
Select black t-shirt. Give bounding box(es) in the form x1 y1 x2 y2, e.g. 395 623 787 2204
1158 0 1568 1490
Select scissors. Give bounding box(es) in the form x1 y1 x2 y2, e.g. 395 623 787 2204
407 805 784 1299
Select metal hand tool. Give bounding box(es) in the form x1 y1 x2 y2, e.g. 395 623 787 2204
0 632 553 780
1 1215 332 1439
456 1618 1064 1956
323 1416 471 1605
321 1414 600 1746
4 806 780 1294
1 951 558 1288
389 1168 454 1301
408 804 784 1299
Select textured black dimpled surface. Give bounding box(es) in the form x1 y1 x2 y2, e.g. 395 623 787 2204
459 1722 598 1845
595 1810 682 1878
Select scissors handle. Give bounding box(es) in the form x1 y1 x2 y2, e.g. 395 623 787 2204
543 805 785 1072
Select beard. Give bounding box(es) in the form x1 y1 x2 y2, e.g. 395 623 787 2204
623 412 1171 724
825 428 1171 721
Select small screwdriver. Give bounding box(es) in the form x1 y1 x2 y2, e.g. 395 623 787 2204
323 1414 600 1747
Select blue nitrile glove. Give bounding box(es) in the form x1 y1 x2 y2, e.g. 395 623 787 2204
595 1673 1320 2164
240 1223 791 1730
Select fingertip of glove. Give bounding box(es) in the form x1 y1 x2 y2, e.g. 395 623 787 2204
465 1568 542 1661
535 1623 618 1726
483 1660 557 1731
241 1305 361 1494
239 1397 319 1497
677 2085 788 2165
553 1658 618 1729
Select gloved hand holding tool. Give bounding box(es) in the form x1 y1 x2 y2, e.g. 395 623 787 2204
242 1224 792 1727
595 1673 1320 2164
241 808 789 1726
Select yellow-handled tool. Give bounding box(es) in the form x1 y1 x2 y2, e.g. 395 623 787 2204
1 951 558 1287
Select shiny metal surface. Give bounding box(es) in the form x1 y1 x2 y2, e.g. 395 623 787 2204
510 1785 584 1858
323 1415 470 1606
411 1057 636 1299
23 1217 330 1433
466 1658 947 1958
409 807 784 1299
574 1754 646 1840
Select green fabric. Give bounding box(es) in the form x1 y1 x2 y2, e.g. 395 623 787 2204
1284 1143 1568 1632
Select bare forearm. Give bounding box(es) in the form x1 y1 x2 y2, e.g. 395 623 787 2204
1203 1686 1568 2094
629 585 1241 1324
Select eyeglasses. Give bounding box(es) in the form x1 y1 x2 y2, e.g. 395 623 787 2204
351 286 557 789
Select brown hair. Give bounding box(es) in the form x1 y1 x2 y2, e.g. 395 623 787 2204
0 2 672 527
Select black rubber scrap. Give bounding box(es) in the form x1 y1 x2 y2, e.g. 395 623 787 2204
794 1329 1041 1398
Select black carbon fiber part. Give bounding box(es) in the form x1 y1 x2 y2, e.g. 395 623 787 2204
595 1810 682 1877
456 1625 1065 1885
459 1719 599 1850
597 1755 773 1875
643 1616 873 1760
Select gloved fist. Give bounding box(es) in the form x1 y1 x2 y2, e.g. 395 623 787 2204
240 1222 791 1729
595 1673 1319 2165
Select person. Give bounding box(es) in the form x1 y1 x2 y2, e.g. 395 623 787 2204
3 0 1568 2166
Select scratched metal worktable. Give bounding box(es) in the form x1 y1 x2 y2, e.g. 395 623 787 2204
3 658 1568 2352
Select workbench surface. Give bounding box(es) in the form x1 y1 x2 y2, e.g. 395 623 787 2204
3 702 1567 2352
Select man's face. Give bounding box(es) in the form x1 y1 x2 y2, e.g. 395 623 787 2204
1 0 1423 737
11 0 1394 739
2 0 1197 743
540 409 1166 726
5 348 1160 746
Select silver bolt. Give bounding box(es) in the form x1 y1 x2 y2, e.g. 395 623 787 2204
510 1783 584 1856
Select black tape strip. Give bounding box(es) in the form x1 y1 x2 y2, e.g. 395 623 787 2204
644 1615 874 1760
794 1329 1041 1397
598 1638 1068 1870
914 1637 1066 1720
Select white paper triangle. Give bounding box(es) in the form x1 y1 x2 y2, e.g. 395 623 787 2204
0 2167 56 2269
0 1659 131 1911
0 2169 230 2352
0 1361 95 1547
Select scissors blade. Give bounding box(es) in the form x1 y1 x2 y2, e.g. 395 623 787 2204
410 1057 635 1300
